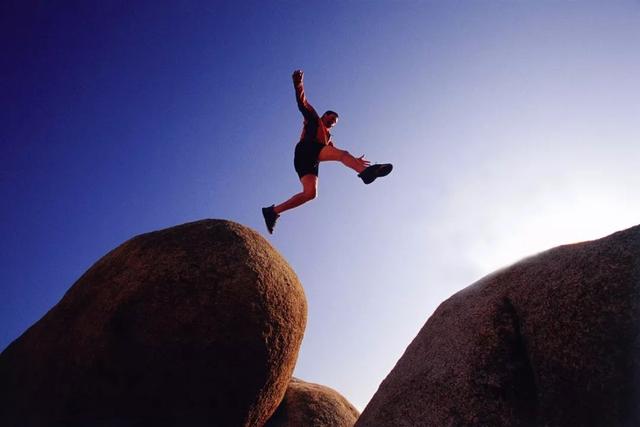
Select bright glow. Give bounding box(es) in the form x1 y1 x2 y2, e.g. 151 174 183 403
429 177 640 281
468 191 639 273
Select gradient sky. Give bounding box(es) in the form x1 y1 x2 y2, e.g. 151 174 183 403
2 0 639 411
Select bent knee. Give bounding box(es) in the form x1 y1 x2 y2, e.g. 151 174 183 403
303 188 318 201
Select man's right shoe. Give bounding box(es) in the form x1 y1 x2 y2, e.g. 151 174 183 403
262 205 279 234
358 163 393 184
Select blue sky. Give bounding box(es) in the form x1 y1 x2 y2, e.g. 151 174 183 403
2 0 639 410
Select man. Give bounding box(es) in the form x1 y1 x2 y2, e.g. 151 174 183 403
262 69 392 234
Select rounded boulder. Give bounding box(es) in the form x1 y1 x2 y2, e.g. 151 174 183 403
356 225 640 426
266 377 360 427
0 219 307 427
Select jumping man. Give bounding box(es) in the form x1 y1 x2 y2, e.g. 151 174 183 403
262 69 393 234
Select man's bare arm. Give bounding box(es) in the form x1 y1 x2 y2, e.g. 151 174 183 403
292 70 319 121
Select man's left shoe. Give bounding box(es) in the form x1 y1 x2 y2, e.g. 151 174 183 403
262 205 280 234
358 163 393 184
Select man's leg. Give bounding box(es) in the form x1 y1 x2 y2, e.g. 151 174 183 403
318 145 369 173
274 174 318 215
319 144 393 185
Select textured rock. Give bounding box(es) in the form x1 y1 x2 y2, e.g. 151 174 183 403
0 219 307 427
266 377 359 427
357 225 640 427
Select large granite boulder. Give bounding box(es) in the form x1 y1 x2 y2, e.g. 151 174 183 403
0 219 307 427
356 225 640 427
266 377 360 427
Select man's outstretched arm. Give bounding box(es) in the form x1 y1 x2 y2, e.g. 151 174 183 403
292 69 319 121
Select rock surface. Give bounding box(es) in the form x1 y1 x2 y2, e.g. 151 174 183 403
266 377 360 427
356 225 640 427
0 219 307 427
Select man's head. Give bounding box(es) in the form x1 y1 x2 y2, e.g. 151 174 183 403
321 110 339 128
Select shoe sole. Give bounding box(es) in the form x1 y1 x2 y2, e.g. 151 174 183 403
262 208 274 234
360 164 393 184
377 164 393 177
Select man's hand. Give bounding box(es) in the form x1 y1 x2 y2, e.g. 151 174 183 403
292 69 304 84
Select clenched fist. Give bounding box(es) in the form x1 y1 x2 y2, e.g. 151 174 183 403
292 69 304 84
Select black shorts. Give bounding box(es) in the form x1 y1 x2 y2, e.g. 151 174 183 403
294 141 324 179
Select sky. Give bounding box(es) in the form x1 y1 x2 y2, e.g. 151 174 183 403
2 0 640 411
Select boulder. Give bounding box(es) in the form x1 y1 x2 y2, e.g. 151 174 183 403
266 377 359 427
0 219 307 427
356 225 640 427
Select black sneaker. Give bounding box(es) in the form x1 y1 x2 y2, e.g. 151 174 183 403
358 163 393 184
262 205 279 234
